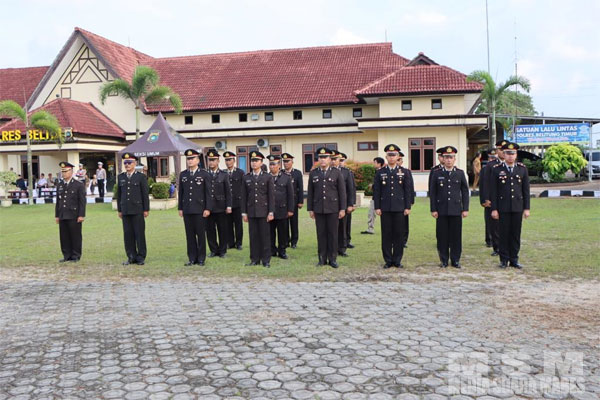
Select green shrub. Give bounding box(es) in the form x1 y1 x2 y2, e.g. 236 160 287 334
147 177 156 191
151 182 170 199
522 158 543 177
0 171 18 199
541 144 587 181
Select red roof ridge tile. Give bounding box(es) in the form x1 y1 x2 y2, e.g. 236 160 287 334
74 27 153 59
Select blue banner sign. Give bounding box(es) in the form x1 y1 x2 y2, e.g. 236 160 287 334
514 123 590 145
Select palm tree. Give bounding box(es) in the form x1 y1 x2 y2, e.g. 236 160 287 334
99 65 183 140
0 100 62 204
467 71 531 146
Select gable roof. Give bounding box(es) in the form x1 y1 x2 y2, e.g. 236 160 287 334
0 66 49 107
0 98 125 138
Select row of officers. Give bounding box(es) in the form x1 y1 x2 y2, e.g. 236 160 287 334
54 141 530 270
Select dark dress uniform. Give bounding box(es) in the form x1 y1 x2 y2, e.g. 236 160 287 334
337 166 356 255
241 170 275 265
285 167 304 247
480 157 501 252
55 177 86 261
402 166 415 247
117 170 150 264
429 166 470 267
307 167 347 265
490 161 530 267
179 168 212 265
373 165 412 267
206 169 232 257
270 171 294 257
225 166 245 249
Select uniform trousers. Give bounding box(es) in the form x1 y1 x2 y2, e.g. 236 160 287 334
270 218 289 256
226 207 243 248
122 214 146 262
499 212 523 264
249 217 271 264
183 213 207 263
315 213 339 262
59 219 82 260
207 212 228 255
380 211 406 265
436 215 462 264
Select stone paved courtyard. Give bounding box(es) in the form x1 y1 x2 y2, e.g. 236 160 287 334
0 279 598 399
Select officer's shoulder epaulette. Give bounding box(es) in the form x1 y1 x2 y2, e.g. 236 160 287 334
493 163 501 168
517 162 525 167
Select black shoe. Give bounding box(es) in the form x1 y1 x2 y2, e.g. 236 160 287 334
137 260 145 265
59 258 69 263
236 245 243 250
361 231 374 235
228 245 235 249
184 261 195 266
394 263 404 268
451 262 462 269
338 251 348 257
511 262 523 269
486 243 493 248
440 262 448 268
329 260 339 268
347 243 355 249
499 262 508 269
279 253 288 260
383 263 392 269
219 254 226 258
491 251 499 256
208 252 217 257
70 257 80 262
263 262 270 268
245 261 259 266
197 261 205 266
122 260 133 265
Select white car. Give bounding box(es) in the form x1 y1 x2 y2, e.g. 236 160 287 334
583 150 600 178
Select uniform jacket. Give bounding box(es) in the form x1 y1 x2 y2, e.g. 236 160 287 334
271 171 295 219
428 164 443 189
490 162 530 213
479 158 500 204
307 167 347 214
55 179 86 219
116 171 149 215
241 171 275 218
373 165 412 212
178 168 212 214
226 167 245 209
207 169 232 213
285 168 304 206
429 167 470 216
339 166 357 207
401 166 415 205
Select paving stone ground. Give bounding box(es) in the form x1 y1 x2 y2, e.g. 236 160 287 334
0 279 598 399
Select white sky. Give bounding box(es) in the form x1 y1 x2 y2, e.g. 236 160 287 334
2 0 599 120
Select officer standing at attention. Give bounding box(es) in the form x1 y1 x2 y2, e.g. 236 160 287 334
223 151 244 250
490 142 530 269
307 147 347 268
117 153 149 265
398 152 414 248
206 150 232 258
373 144 412 269
241 151 275 267
55 161 86 262
268 154 294 259
331 150 355 257
281 153 304 248
429 146 470 268
480 140 507 256
339 153 357 249
428 148 445 189
178 149 212 266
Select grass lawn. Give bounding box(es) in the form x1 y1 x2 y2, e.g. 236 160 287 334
1 198 598 280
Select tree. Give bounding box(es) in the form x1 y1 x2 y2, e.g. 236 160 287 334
0 100 62 204
542 144 587 182
475 91 537 139
467 71 531 146
99 65 183 140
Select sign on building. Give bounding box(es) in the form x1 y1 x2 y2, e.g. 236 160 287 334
514 123 590 145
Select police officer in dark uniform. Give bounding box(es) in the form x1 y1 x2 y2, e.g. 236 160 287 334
268 154 294 259
307 147 347 268
206 149 232 258
490 142 530 269
241 151 275 267
331 150 355 257
428 148 445 189
282 153 303 248
373 144 412 268
55 161 86 262
223 151 244 250
178 149 212 266
480 140 507 256
339 152 357 249
398 152 414 248
429 146 470 268
116 153 150 265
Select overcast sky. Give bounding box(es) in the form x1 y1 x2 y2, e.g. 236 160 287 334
2 0 599 120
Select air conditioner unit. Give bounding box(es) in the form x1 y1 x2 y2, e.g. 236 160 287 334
257 138 269 148
215 140 227 150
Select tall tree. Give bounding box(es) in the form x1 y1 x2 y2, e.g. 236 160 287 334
0 100 62 204
99 65 183 140
467 71 531 146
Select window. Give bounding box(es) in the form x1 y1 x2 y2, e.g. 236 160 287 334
353 108 363 118
269 145 282 155
251 113 259 121
322 109 332 119
401 100 412 111
236 145 259 173
431 99 442 109
409 137 436 172
184 115 193 125
149 156 170 178
293 110 303 120
211 114 220 123
265 111 274 121
239 113 248 122
357 142 378 151
302 143 338 173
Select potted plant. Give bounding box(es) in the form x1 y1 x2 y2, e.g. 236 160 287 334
0 171 18 207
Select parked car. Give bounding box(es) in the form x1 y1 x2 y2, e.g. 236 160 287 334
583 150 600 179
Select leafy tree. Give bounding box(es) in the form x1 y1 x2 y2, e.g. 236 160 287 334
542 144 587 181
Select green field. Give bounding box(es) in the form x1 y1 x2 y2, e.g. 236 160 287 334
1 198 598 280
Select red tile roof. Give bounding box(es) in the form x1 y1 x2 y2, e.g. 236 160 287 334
0 66 49 107
0 98 124 138
355 64 483 96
